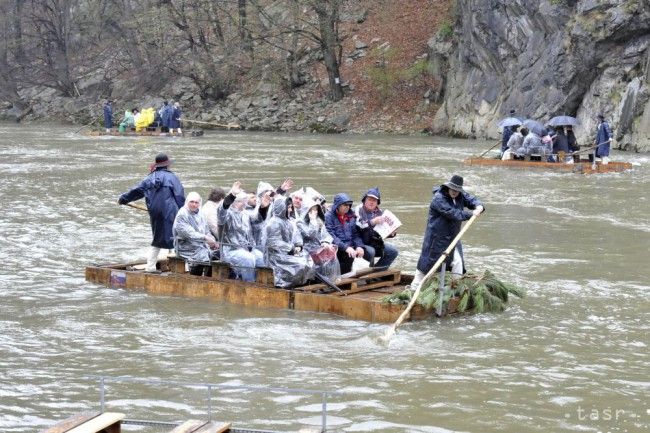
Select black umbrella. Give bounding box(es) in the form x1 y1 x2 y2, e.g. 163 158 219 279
497 117 523 128
548 115 579 126
523 119 545 136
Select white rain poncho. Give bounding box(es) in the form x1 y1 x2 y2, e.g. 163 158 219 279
248 181 275 250
172 194 212 265
217 192 261 253
265 198 315 288
296 198 339 281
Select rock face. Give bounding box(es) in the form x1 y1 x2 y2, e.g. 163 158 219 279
431 0 650 151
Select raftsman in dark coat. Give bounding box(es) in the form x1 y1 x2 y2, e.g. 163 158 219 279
416 185 483 274
119 168 185 249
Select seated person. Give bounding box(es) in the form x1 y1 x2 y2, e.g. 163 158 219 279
502 126 526 160
217 181 265 282
119 109 136 131
552 126 571 163
355 187 398 269
520 130 545 159
265 197 315 288
297 198 339 281
324 193 370 274
172 192 218 276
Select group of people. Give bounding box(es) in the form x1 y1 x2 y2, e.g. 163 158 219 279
102 100 183 133
500 113 613 165
118 153 485 289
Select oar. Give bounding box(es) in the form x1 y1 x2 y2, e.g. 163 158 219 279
123 202 148 212
475 141 501 159
381 214 479 342
182 118 241 129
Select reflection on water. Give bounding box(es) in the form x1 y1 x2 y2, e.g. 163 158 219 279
0 124 648 432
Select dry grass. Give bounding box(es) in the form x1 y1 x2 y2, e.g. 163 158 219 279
336 0 455 132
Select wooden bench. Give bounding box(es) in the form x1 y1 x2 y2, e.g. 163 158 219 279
167 256 274 286
41 412 124 433
169 420 231 433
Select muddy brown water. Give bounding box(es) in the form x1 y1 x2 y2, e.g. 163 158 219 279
0 124 647 432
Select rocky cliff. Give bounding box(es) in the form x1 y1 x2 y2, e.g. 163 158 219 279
430 0 650 151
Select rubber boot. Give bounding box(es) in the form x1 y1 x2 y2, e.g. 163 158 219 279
145 246 161 272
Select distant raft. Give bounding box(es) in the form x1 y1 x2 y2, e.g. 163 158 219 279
86 128 204 137
464 157 632 174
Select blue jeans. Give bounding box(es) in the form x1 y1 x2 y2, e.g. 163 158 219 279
223 247 264 282
363 242 399 268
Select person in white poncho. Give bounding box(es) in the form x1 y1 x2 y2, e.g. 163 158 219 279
172 192 218 276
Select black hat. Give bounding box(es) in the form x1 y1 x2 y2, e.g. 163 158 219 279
597 114 605 120
444 175 464 192
509 109 516 115
149 153 172 171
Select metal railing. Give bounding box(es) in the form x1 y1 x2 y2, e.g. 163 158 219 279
89 375 341 432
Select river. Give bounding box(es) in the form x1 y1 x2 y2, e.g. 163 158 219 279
0 124 647 433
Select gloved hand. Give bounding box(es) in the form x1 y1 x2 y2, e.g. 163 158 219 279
293 246 302 255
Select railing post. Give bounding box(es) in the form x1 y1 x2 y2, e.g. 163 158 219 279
207 385 212 421
100 377 105 413
321 392 327 432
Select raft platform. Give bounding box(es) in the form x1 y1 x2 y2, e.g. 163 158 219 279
464 157 632 174
41 376 338 433
85 256 455 323
86 128 204 137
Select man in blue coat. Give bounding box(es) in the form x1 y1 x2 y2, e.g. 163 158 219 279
118 153 185 272
324 193 369 274
103 100 113 133
594 114 613 165
413 175 484 287
160 101 172 132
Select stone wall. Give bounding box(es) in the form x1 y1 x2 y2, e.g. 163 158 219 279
430 0 650 151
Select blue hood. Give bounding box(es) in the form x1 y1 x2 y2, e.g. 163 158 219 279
361 187 381 205
332 193 353 211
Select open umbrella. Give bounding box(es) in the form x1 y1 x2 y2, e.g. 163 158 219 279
548 115 579 126
497 117 523 128
523 119 545 136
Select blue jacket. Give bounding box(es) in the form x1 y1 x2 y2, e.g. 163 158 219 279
170 106 182 129
502 126 513 152
324 193 364 251
160 105 172 128
103 103 113 128
119 168 185 249
595 121 613 157
416 186 483 274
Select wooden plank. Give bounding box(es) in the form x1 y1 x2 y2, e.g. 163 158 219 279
168 420 208 433
193 421 231 433
65 412 124 433
40 412 100 433
255 267 274 286
168 257 187 274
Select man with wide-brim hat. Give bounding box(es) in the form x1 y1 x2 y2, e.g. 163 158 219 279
593 113 613 165
413 174 484 286
118 153 185 272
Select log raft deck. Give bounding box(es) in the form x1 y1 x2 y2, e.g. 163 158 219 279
86 129 204 137
464 157 632 174
85 257 452 323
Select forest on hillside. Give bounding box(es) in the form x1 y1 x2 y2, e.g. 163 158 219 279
0 0 357 113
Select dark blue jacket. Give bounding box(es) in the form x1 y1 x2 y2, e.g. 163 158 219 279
325 193 364 251
595 121 613 157
416 186 483 274
119 168 185 249
170 106 182 129
502 126 513 152
103 102 113 128
161 105 172 128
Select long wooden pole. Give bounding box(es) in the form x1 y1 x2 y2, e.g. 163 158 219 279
476 141 500 159
123 202 148 212
382 214 479 341
182 118 241 129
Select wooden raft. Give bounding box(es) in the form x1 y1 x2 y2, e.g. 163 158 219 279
463 157 633 174
86 257 433 322
41 412 231 433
